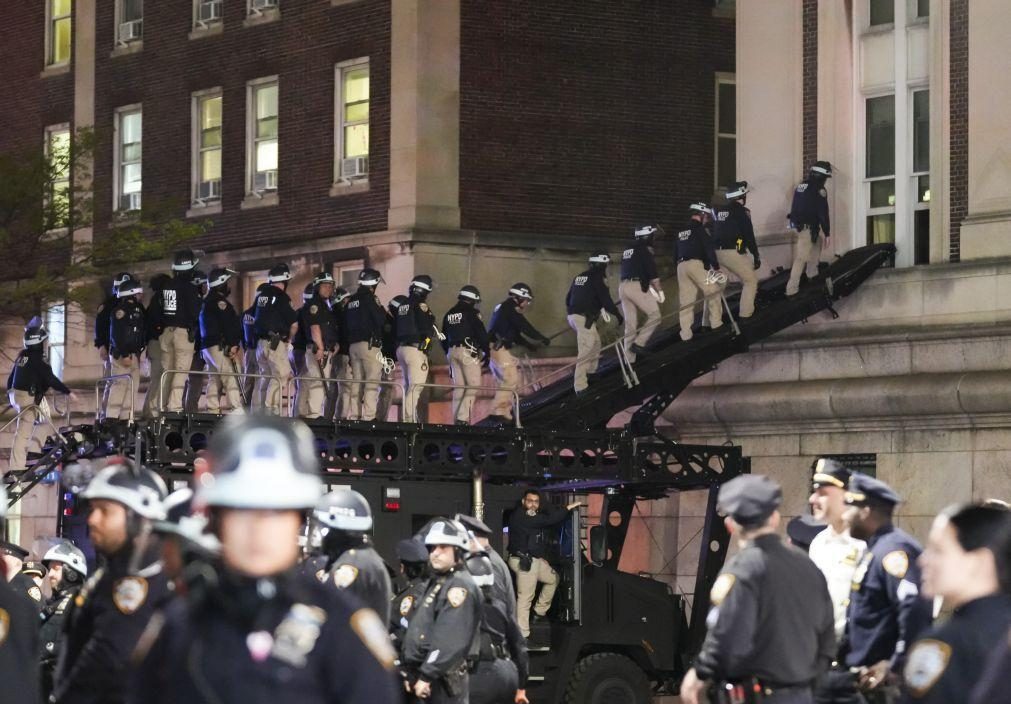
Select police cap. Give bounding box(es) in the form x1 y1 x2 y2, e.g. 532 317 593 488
396 538 429 564
717 474 782 528
811 457 851 491
20 561 45 579
845 472 901 507
1 541 29 560
455 513 492 537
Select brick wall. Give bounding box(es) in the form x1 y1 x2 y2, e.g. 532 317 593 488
91 0 390 254
458 0 736 239
802 0 818 170
948 0 969 263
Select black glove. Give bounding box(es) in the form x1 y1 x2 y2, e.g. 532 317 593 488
753 257 761 270
640 280 650 294
540 336 551 347
616 313 625 326
584 316 594 330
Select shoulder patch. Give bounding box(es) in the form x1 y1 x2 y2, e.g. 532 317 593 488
883 550 909 579
315 569 326 582
114 308 125 320
904 639 951 697
0 609 9 646
112 576 149 615
218 300 228 311
710 574 736 606
28 586 42 602
819 188 828 198
333 564 359 588
350 608 397 671
399 595 415 616
420 303 430 312
447 586 468 608
310 304 319 314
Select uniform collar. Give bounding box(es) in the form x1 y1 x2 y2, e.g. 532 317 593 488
866 523 895 548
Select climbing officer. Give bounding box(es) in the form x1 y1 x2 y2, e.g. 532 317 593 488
487 284 550 425
326 287 352 419
402 519 482 704
95 272 131 419
199 267 244 413
396 274 439 423
6 317 75 474
155 249 202 412
252 263 299 412
315 489 393 623
566 252 622 394
39 540 88 700
619 225 664 362
680 474 835 704
786 161 833 296
0 485 41 704
106 277 146 420
442 286 489 425
676 203 725 341
345 269 387 421
713 181 761 318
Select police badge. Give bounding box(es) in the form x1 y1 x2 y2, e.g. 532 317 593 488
333 564 359 588
447 586 468 608
399 595 415 616
112 576 149 615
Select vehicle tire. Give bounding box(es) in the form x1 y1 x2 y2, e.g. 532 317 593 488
563 652 652 704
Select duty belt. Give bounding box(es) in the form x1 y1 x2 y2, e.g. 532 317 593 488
621 277 644 282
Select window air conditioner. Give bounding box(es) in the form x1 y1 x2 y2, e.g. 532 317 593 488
198 1 222 24
342 156 369 180
250 0 278 14
118 19 143 44
254 170 278 192
197 179 221 202
120 192 142 212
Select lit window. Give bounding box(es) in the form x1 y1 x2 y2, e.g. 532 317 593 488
912 89 930 264
715 75 736 191
193 91 222 205
117 0 143 45
247 79 278 195
335 59 370 181
865 95 895 248
45 125 71 230
47 0 72 66
115 107 142 212
869 0 894 26
46 303 66 379
334 260 365 290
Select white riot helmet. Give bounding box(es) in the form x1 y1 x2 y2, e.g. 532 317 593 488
588 252 610 265
508 283 534 301
634 225 659 238
465 551 495 588
43 540 88 578
80 460 169 521
689 202 710 216
725 180 750 200
313 489 373 532
423 518 471 550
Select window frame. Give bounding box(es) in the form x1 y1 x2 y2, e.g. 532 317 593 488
246 76 279 197
193 0 223 29
113 105 143 213
44 124 72 232
45 302 67 380
115 0 144 46
333 259 365 291
862 92 897 247
713 72 737 193
191 88 223 208
334 57 371 184
46 0 73 68
247 0 280 17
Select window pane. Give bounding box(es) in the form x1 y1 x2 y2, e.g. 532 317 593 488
913 90 929 173
122 163 142 192
53 0 72 17
867 214 896 245
256 140 278 171
870 179 896 208
718 82 736 135
201 126 221 149
344 69 369 105
257 116 277 140
49 130 71 179
345 101 369 123
344 124 369 158
918 175 931 203
123 0 142 21
121 111 142 144
201 149 221 181
123 142 141 162
53 17 72 63
914 209 930 265
256 84 278 119
717 136 736 189
869 0 894 25
201 96 222 130
866 95 895 178
916 0 929 18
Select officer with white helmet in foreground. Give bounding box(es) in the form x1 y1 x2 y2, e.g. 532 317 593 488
0 484 41 704
40 539 88 700
128 414 398 704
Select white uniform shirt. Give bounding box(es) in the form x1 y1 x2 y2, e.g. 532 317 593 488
808 525 866 640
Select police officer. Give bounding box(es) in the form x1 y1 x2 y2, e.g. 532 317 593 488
141 274 171 419
680 474 835 704
898 504 1011 703
107 277 146 420
21 560 45 588
40 540 88 700
840 474 933 700
676 202 725 341
713 181 761 318
184 269 210 412
128 415 399 704
241 285 266 408
299 273 340 419
54 459 170 704
156 249 202 412
292 283 318 417
618 225 664 363
376 295 406 423
397 275 439 423
0 485 41 704
6 317 75 474
326 287 352 419
96 272 132 419
443 286 490 425
466 552 530 704
455 513 516 622
487 284 550 425
390 538 429 650
199 267 244 413
150 487 220 589
253 263 299 412
403 519 482 704
345 268 387 421
566 252 622 394
314 489 393 623
1 540 42 605
786 161 833 296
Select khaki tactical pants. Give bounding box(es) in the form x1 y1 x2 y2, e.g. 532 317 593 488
326 353 351 419
159 327 194 412
141 341 163 418
397 346 429 423
716 249 759 318
567 314 601 393
786 229 825 296
449 345 483 423
107 355 140 420
618 280 660 361
184 352 206 413
508 555 559 638
349 341 383 421
489 347 519 419
98 356 112 419
8 389 40 472
242 347 257 408
255 338 291 413
202 347 245 414
294 350 331 419
677 259 725 341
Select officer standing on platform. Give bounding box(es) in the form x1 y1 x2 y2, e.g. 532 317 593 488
376 295 406 423
253 263 299 412
40 540 88 700
566 252 622 395
442 286 489 425
6 317 75 474
619 225 664 362
95 272 131 419
345 268 387 421
240 285 265 407
301 272 339 419
390 538 430 651
0 485 41 704
314 489 393 624
713 181 761 318
786 161 833 296
326 287 352 419
396 275 439 423
840 474 933 701
403 519 481 704
676 203 725 341
184 270 210 412
106 277 146 420
141 274 170 418
487 284 550 425
680 474 835 704
155 250 202 412
199 267 244 414
291 283 317 417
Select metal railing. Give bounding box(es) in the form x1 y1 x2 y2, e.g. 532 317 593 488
411 381 522 428
158 368 286 415
1 403 67 478
286 374 407 421
95 373 137 423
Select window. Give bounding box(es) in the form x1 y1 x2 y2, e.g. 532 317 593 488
194 0 223 27
335 59 370 181
47 0 72 66
192 91 222 205
714 75 736 191
865 95 895 247
117 0 143 44
115 107 142 212
869 0 894 26
913 0 929 19
45 125 71 230
45 303 66 379
248 0 279 16
912 89 930 264
247 78 278 195
334 260 364 291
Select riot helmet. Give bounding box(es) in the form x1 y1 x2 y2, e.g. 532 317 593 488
172 249 199 272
